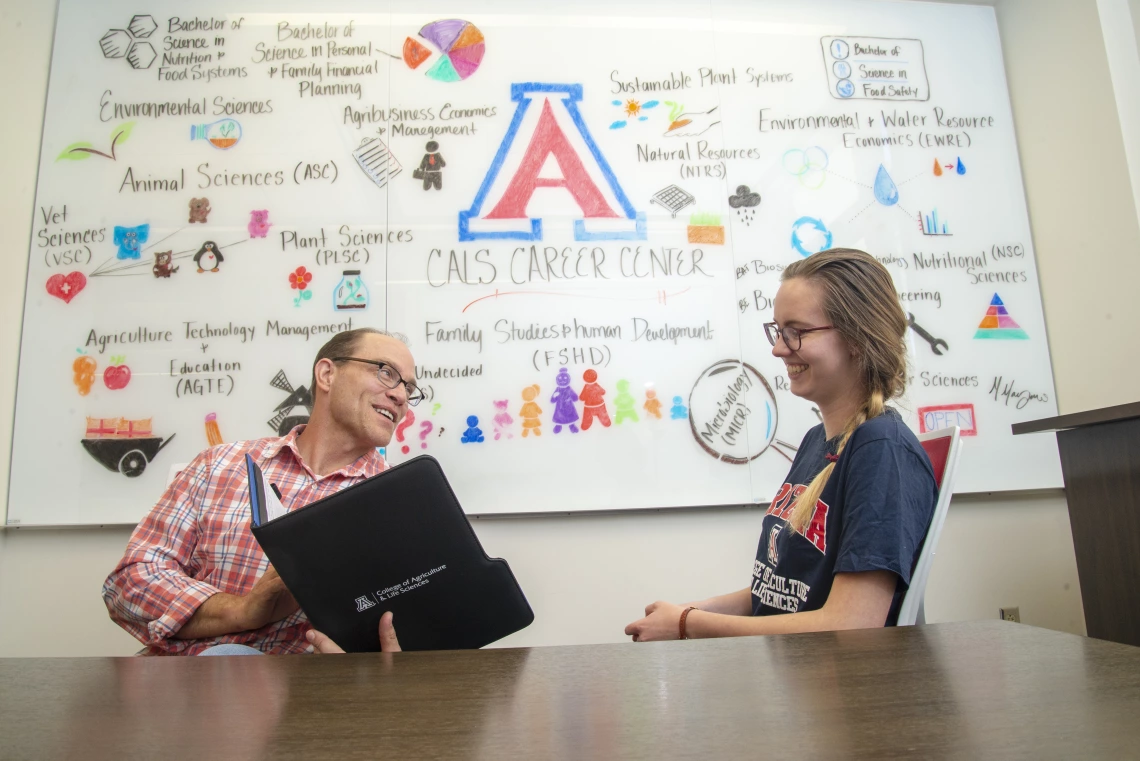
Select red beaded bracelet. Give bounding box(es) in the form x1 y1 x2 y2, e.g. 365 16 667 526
679 606 699 640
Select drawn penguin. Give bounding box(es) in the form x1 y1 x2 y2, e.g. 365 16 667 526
152 250 179 278
193 241 223 273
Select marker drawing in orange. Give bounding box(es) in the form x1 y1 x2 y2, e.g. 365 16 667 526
520 385 543 437
644 389 663 419
73 354 96 396
579 369 611 430
204 412 223 446
614 379 640 424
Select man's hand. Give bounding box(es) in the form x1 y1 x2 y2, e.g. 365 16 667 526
306 611 402 654
624 600 685 642
238 565 300 631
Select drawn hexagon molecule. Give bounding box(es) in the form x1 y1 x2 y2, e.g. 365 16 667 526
100 29 131 58
128 15 157 38
127 41 157 70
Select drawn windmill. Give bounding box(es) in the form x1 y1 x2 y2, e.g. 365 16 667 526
267 370 313 435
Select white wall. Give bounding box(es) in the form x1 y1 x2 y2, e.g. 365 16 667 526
1100 0 1140 225
5 0 1132 656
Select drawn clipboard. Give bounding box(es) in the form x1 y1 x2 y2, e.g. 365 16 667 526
352 137 403 189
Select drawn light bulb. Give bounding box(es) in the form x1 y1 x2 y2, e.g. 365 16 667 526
191 118 242 149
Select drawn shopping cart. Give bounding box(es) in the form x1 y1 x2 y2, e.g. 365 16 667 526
81 417 175 478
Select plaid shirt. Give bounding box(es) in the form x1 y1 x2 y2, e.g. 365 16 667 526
102 426 387 655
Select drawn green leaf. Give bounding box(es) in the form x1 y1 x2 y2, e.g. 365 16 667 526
56 142 94 161
111 121 135 145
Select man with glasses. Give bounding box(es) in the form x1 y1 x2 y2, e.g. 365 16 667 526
103 328 421 655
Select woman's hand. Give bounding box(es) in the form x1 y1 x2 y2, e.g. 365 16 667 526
306 611 402 653
624 600 686 642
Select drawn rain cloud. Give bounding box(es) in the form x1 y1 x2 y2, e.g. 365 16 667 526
728 185 761 225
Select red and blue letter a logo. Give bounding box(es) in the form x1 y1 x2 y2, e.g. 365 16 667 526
459 83 646 241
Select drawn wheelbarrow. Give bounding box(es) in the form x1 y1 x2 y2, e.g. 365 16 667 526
81 434 176 478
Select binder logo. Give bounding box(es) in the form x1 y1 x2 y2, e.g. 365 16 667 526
355 594 377 612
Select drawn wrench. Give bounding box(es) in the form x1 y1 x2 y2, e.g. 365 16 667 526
907 313 948 355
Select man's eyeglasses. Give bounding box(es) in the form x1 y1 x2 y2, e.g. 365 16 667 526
331 357 425 406
763 322 834 352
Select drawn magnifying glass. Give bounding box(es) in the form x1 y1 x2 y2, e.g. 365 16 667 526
687 360 797 464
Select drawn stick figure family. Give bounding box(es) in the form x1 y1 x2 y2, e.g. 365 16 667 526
460 368 689 444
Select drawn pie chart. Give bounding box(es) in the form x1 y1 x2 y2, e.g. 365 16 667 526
402 19 485 82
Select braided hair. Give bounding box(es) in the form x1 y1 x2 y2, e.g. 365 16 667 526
779 248 909 534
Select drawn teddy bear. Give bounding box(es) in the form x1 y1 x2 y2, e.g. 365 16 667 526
188 197 211 224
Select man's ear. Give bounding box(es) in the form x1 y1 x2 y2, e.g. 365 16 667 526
313 358 337 394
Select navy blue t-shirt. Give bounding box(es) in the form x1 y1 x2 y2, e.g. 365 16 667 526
751 408 937 626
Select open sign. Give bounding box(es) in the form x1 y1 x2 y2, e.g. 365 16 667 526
918 403 977 436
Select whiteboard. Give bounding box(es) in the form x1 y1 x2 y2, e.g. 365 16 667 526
8 0 1062 526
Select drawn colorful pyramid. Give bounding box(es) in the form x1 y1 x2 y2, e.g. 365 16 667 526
974 293 1028 339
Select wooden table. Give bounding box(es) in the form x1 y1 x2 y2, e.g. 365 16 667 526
2 621 1138 760
1014 402 1140 647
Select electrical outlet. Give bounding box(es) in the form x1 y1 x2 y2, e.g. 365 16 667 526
999 606 1021 623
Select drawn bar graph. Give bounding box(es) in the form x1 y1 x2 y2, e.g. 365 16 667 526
917 208 951 236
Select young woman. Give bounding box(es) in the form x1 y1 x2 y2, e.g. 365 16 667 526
625 248 937 642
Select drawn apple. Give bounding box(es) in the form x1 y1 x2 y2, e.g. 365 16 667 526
103 356 131 390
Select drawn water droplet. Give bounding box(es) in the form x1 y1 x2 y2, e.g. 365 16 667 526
873 164 899 206
933 158 943 177
956 157 966 175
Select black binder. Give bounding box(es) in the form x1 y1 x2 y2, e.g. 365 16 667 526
247 453 533 652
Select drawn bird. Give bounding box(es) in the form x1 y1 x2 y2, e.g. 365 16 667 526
193 241 224 273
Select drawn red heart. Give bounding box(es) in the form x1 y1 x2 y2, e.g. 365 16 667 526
46 272 86 304
103 365 131 390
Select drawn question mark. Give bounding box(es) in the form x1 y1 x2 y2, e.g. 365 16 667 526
418 420 433 449
395 408 415 454
438 427 445 437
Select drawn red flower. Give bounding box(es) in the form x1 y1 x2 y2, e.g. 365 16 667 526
290 266 312 291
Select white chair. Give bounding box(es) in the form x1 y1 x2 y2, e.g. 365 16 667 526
897 426 963 626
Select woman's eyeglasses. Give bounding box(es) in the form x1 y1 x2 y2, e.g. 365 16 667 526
763 323 834 351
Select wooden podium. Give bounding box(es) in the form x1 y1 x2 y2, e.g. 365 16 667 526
1014 402 1140 647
